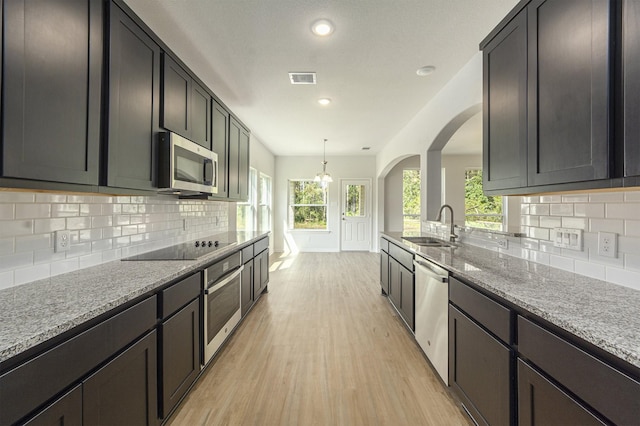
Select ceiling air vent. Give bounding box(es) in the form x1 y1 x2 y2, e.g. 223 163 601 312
289 72 316 85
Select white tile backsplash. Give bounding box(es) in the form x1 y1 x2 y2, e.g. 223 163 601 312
460 190 640 291
0 190 231 289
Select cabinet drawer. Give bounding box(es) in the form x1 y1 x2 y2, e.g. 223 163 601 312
241 244 254 261
380 237 389 253
254 237 269 254
162 272 201 319
389 242 413 271
449 277 512 344
0 296 157 425
518 316 640 425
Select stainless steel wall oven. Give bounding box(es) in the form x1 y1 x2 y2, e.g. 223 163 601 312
203 252 243 365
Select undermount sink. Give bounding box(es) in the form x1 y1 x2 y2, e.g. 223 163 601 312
401 236 454 247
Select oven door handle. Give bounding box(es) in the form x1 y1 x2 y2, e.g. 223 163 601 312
204 264 244 294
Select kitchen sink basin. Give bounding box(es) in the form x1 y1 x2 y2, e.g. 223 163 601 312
401 236 454 247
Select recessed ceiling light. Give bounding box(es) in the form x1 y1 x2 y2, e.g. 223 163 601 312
416 65 436 76
318 98 332 106
311 19 334 36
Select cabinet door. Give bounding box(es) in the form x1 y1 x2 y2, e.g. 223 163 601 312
241 259 254 316
191 82 211 149
252 249 268 300
399 265 414 330
388 258 402 310
212 99 230 197
107 3 160 190
161 298 200 418
2 0 102 185
23 385 82 426
482 10 528 191
162 54 191 138
623 0 640 178
449 305 512 426
518 359 605 426
239 126 251 201
228 118 250 201
380 250 389 295
83 330 158 426
527 0 611 186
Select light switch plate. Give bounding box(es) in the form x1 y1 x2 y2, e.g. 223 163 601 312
553 228 583 251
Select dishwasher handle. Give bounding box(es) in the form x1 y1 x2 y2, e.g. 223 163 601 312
413 259 448 283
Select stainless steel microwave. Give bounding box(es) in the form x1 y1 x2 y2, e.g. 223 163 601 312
158 132 218 195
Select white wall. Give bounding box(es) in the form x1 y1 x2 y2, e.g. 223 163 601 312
274 156 376 253
375 53 484 236
384 156 420 232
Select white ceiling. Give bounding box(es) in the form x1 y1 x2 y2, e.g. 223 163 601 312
123 0 517 157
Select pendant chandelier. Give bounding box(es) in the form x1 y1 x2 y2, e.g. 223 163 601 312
314 138 333 183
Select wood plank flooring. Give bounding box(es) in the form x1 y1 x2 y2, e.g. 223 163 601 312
168 252 470 426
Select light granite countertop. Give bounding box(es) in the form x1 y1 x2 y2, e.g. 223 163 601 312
382 231 640 370
0 231 268 365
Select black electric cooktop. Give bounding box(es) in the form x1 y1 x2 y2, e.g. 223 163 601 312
122 237 236 261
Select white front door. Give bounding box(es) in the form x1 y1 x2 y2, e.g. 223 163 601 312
341 179 371 251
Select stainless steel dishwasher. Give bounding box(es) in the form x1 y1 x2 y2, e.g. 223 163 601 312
414 257 449 385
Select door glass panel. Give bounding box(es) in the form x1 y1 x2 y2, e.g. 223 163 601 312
344 184 365 217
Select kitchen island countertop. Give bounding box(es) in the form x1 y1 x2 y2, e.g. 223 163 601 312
382 231 640 371
0 231 268 365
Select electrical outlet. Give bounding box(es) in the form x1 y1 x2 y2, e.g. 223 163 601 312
496 237 508 249
183 218 189 231
54 230 71 253
598 232 617 258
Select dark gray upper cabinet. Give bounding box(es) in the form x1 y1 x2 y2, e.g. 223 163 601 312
527 0 612 186
106 2 160 191
2 0 102 186
623 0 640 179
482 10 528 192
161 53 212 149
228 117 250 201
212 99 230 197
191 81 212 149
161 53 191 139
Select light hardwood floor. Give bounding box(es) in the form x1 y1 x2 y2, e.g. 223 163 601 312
168 252 470 426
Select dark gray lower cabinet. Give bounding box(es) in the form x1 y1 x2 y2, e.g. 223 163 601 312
449 305 512 426
517 359 604 426
83 330 158 425
380 249 389 295
161 298 200 419
253 249 269 300
387 257 414 330
241 258 255 316
23 385 82 426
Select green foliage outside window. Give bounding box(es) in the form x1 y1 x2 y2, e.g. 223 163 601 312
289 180 327 229
403 170 421 232
465 169 503 230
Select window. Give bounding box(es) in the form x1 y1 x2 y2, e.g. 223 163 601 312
403 169 420 232
288 180 327 230
464 169 503 230
344 184 366 217
237 168 257 231
258 173 272 232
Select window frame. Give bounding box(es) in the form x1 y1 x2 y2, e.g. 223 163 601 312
258 172 272 232
287 179 329 231
237 167 258 232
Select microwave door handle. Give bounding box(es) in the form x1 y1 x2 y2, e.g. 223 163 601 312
204 158 214 185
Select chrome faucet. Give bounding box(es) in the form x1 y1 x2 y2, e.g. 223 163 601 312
436 204 458 242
